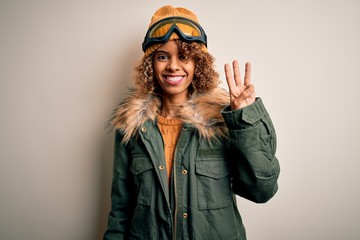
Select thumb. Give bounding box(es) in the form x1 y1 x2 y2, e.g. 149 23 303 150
232 84 255 109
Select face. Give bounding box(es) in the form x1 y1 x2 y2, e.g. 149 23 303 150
153 40 195 102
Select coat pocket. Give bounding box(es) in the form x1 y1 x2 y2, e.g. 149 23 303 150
130 155 154 206
195 160 232 210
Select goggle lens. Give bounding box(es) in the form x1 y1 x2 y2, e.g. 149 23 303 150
142 17 207 52
149 19 202 38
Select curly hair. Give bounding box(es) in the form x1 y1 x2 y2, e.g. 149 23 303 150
133 40 220 96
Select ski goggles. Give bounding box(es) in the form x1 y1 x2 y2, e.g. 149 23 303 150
142 16 207 52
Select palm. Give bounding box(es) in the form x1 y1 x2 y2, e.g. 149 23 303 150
224 60 256 110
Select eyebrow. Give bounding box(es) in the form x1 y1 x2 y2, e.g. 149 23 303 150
154 50 188 56
154 50 169 54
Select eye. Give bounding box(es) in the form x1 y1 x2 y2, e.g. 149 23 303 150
179 54 190 62
155 54 169 62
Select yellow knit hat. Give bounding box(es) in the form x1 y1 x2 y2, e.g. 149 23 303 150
144 5 207 57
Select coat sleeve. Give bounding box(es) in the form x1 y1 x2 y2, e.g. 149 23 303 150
221 98 280 203
103 131 135 240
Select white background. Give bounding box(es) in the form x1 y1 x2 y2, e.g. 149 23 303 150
1 0 359 239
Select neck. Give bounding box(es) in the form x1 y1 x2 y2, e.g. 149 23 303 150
160 94 187 119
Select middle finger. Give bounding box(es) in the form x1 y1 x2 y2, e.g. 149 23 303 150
232 60 242 86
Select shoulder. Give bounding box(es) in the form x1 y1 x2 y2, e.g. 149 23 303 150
109 89 161 143
175 87 230 140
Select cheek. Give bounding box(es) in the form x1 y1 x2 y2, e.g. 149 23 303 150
153 64 160 75
186 62 195 76
188 63 195 77
153 63 164 79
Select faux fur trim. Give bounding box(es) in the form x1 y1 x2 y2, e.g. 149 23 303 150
110 87 230 143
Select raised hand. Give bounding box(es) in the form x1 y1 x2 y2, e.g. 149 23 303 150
224 60 256 110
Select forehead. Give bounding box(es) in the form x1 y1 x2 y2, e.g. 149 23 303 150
156 40 179 53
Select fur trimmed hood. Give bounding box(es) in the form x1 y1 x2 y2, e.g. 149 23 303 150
110 87 230 143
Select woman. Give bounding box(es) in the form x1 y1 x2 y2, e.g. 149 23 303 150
104 5 280 240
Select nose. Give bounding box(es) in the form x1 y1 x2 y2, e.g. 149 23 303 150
166 57 180 72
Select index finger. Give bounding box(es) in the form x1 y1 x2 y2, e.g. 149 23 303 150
244 62 252 86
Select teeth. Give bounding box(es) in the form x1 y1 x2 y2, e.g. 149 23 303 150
166 76 183 82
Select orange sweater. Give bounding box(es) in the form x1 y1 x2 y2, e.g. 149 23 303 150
157 116 183 179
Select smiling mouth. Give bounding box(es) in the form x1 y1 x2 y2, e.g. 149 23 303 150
164 75 184 84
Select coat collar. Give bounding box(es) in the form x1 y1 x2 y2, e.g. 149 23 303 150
110 87 230 143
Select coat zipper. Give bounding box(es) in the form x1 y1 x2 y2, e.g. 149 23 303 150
172 127 186 240
172 157 178 240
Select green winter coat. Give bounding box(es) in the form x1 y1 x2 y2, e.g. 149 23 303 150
104 88 280 240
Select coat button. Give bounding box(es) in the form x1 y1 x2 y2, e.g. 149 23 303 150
159 165 165 171
183 213 188 219
141 127 147 132
182 169 188 175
